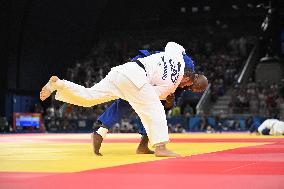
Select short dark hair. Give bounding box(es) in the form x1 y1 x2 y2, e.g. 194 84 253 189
184 67 194 78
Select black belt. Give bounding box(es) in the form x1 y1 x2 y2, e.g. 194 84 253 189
134 60 146 71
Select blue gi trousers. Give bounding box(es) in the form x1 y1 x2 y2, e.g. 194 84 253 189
97 99 147 135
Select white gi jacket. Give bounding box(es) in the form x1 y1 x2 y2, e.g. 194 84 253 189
111 42 186 100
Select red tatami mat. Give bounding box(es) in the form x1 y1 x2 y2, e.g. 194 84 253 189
1 141 284 189
2 137 284 143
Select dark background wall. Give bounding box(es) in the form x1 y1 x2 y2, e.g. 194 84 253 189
5 0 108 92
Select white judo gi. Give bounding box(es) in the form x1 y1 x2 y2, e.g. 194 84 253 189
52 42 186 146
258 119 284 135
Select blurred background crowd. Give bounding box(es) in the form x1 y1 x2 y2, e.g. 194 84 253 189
1 0 284 134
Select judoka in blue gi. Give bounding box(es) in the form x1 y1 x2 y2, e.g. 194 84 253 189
40 42 208 157
92 50 195 156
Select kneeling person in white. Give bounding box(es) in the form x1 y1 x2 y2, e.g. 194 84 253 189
40 42 208 157
258 119 284 136
271 121 284 135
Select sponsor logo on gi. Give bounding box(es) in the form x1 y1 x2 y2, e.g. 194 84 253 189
161 56 168 80
161 56 181 83
169 59 181 84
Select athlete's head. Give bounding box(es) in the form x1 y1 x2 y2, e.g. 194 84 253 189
179 53 208 92
190 74 208 92
179 68 195 88
179 69 208 92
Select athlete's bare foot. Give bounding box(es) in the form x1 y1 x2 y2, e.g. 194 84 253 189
91 132 103 156
136 135 154 154
40 76 59 101
137 147 155 154
49 76 59 82
154 144 181 157
40 86 51 101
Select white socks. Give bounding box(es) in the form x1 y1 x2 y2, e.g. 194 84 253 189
96 127 109 139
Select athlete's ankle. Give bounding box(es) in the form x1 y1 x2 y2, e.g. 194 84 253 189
96 127 109 139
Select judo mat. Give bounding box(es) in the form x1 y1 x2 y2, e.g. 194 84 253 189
0 133 284 189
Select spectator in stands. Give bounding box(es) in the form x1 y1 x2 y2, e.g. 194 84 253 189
173 123 186 133
206 125 214 133
171 106 181 117
120 118 135 133
277 97 284 119
249 94 259 114
0 117 9 133
258 88 268 115
266 91 278 117
199 111 207 131
109 123 120 133
183 104 194 117
45 106 56 120
31 103 44 114
168 123 174 133
214 113 224 133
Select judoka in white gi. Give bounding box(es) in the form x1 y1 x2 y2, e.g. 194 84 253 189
258 119 284 136
40 42 208 157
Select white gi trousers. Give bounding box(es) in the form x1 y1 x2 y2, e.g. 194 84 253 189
53 63 169 146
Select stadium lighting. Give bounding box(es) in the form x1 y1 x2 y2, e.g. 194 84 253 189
247 3 254 8
232 5 239 10
192 7 198 13
180 7 186 13
204 6 210 11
